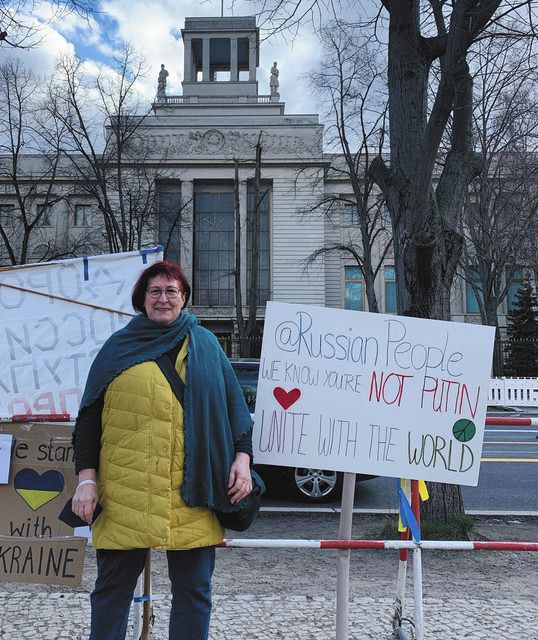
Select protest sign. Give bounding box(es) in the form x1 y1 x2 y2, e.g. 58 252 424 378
0 434 12 484
0 421 87 586
0 535 86 586
0 422 77 538
253 302 495 486
0 247 163 419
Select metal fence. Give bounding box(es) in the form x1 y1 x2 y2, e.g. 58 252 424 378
217 336 263 358
494 338 538 377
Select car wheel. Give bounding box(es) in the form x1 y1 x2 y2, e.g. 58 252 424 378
289 468 343 503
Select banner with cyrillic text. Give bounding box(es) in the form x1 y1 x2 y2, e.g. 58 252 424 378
253 302 495 486
0 247 163 418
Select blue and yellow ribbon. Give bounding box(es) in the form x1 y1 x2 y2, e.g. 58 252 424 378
396 479 428 542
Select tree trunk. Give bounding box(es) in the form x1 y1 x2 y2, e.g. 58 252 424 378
372 2 488 524
421 483 464 524
492 331 504 378
233 160 245 355
245 136 263 356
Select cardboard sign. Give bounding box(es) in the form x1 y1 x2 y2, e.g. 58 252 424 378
0 247 163 419
0 535 86 586
253 302 495 486
0 422 77 538
0 434 12 483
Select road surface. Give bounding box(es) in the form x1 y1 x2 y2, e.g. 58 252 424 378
261 422 538 512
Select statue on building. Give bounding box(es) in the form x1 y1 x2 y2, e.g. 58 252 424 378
270 62 279 96
157 64 169 99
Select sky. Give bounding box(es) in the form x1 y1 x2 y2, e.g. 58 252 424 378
8 0 330 117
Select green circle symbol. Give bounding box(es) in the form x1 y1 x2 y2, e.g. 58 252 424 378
452 419 476 443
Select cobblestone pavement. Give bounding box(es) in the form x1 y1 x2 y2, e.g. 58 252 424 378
0 591 537 639
1 514 537 639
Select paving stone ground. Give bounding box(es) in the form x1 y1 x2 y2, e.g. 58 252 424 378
1 513 537 639
0 592 536 639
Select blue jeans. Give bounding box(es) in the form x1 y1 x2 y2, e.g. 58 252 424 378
89 546 215 640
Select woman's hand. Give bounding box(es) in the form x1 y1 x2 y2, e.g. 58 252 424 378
227 453 252 504
72 470 98 525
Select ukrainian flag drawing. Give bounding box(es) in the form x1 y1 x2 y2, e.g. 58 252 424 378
14 469 65 510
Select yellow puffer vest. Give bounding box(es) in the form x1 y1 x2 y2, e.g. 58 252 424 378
91 337 224 550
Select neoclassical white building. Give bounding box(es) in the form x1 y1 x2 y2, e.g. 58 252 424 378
145 16 327 343
0 16 523 351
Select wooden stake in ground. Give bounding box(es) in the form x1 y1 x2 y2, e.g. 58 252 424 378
141 551 152 640
335 472 356 640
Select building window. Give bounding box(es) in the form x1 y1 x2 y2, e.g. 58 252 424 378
37 204 53 227
384 266 397 313
193 190 234 306
344 266 364 311
465 270 483 314
158 183 182 265
343 202 360 225
0 204 15 227
507 269 523 312
247 186 270 306
74 204 92 227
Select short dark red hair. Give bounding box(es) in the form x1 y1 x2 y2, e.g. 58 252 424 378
131 260 191 314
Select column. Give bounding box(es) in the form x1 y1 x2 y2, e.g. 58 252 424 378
230 37 238 82
202 37 210 82
248 34 256 82
180 180 194 285
183 36 192 82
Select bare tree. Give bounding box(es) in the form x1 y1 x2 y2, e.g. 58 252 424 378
234 159 244 347
160 191 192 262
0 58 96 264
520 216 538 285
367 2 537 525
251 0 538 523
460 37 538 375
1 0 92 49
246 136 265 345
303 21 391 312
48 45 169 253
234 134 268 356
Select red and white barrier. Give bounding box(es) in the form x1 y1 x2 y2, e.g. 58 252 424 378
9 413 538 426
485 416 538 426
221 532 538 640
220 538 538 551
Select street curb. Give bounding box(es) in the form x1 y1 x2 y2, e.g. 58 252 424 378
260 507 538 517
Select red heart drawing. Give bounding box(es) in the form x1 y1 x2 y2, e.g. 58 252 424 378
273 387 301 410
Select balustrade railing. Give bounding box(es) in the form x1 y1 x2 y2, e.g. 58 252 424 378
157 95 274 105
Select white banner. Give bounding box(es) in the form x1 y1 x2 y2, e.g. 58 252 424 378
0 247 163 419
253 302 495 486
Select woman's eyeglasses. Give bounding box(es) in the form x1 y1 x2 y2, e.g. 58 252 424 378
146 287 182 299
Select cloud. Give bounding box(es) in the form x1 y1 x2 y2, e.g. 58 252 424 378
6 13 75 79
10 0 326 118
99 0 192 97
259 26 323 114
98 0 323 113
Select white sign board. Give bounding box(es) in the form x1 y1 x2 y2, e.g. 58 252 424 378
0 248 163 419
0 434 13 484
253 302 495 486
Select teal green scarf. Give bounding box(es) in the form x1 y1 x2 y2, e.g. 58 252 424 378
78 312 254 512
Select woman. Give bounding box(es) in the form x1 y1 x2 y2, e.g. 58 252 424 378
72 261 254 640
